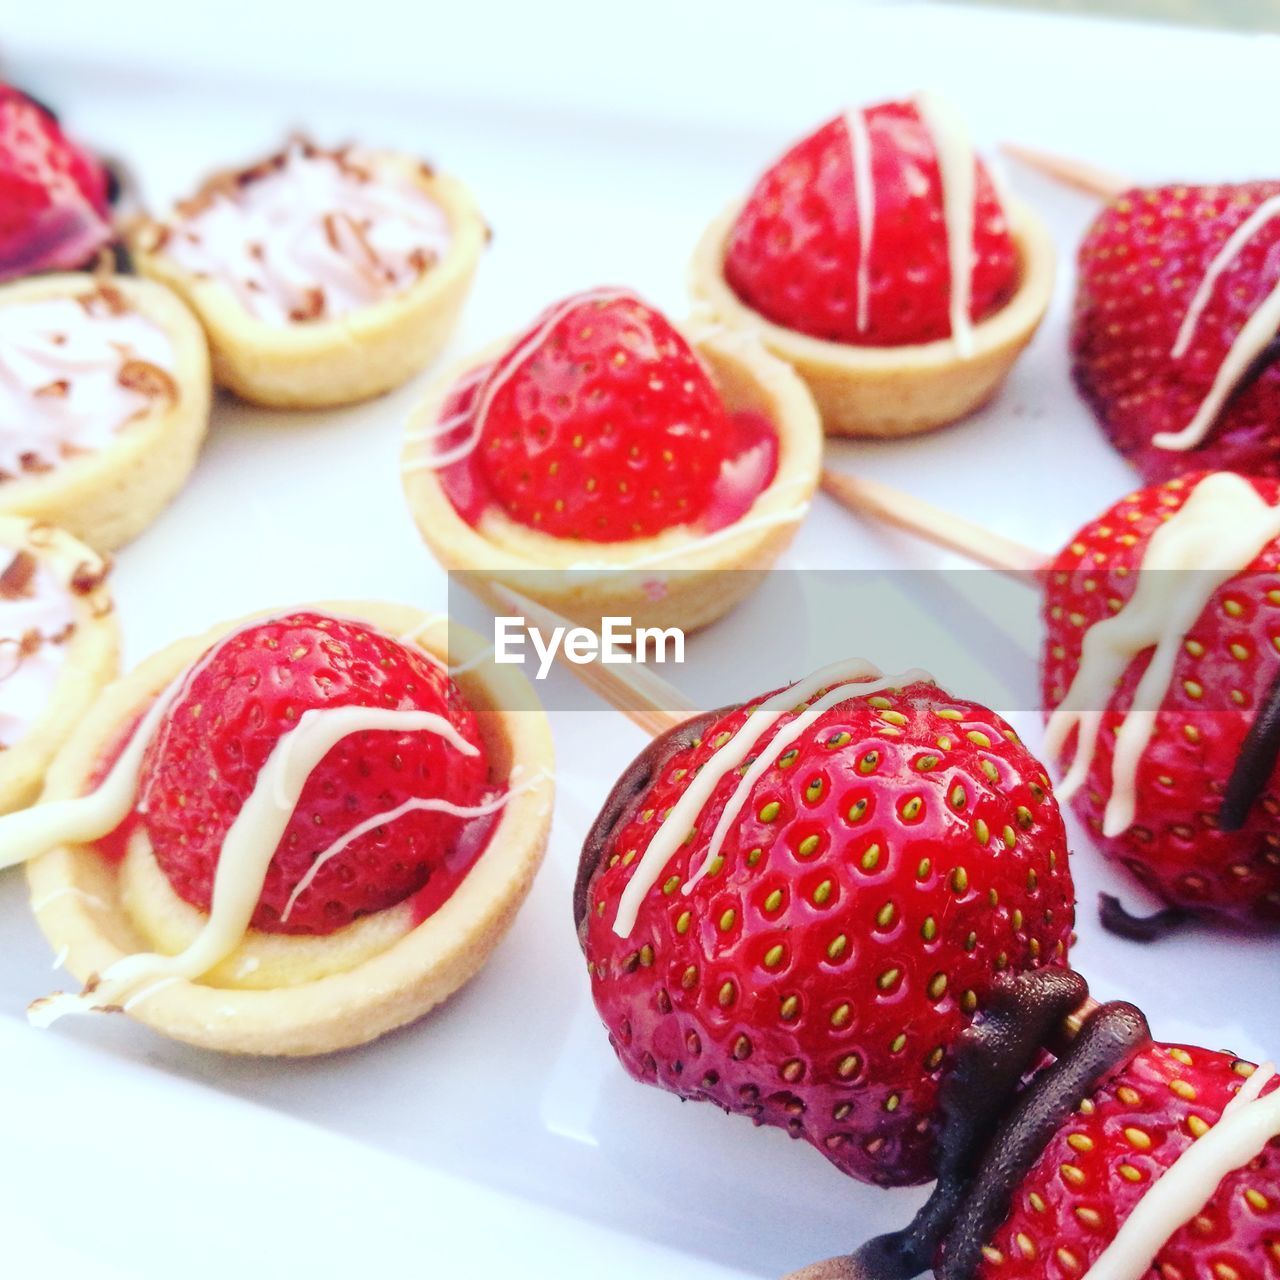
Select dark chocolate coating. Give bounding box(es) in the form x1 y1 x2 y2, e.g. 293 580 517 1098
1098 893 1190 943
935 1001 1151 1280
1220 665 1280 832
573 706 728 945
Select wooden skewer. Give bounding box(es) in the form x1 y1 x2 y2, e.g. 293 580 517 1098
1000 143 1131 201
486 585 697 738
820 470 1047 586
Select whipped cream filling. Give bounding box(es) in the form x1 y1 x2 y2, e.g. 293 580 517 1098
161 143 452 326
0 550 75 749
1045 472 1280 836
0 289 175 480
612 659 933 937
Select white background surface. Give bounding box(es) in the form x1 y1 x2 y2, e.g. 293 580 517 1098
2 3 1279 1277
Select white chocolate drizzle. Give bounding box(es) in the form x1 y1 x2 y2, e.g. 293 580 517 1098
161 143 452 326
0 292 175 478
1158 194 1280 452
612 659 932 937
915 91 978 358
26 704 478 1025
1044 472 1280 837
843 108 876 335
1079 1065 1280 1280
403 287 631 473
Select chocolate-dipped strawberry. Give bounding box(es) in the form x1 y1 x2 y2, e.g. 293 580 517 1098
1043 470 1280 929
576 659 1076 1188
0 84 114 282
796 1005 1280 1280
1074 181 1280 482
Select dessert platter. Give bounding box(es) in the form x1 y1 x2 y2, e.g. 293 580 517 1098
2 3 1279 1278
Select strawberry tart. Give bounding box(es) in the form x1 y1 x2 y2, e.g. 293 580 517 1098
402 287 822 633
1 605 554 1055
689 95 1055 438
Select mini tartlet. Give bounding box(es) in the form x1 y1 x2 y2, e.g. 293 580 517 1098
0 517 117 815
130 141 487 409
14 603 554 1056
402 289 822 634
0 274 211 551
688 95 1056 439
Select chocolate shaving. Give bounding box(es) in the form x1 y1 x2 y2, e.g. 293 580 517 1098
34 378 70 399
117 359 178 403
573 706 728 940
1220 665 1280 831
0 550 37 600
288 287 327 323
1098 892 1191 942
70 556 111 596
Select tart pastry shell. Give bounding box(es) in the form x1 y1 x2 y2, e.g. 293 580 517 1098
25 601 555 1056
0 518 118 816
131 160 486 409
0 275 211 552
687 196 1056 439
401 324 823 634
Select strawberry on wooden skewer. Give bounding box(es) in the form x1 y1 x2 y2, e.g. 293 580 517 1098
823 467 1280 932
1008 143 1280 482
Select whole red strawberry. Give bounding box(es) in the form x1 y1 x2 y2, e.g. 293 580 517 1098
1041 472 1280 926
136 612 489 935
0 84 113 282
451 289 740 542
723 100 1018 347
1073 182 1280 483
577 670 1075 1188
973 1044 1279 1279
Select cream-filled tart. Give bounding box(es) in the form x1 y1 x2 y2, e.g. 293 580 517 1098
688 94 1055 438
401 288 822 634
130 140 487 409
0 518 117 815
0 604 553 1056
0 274 210 551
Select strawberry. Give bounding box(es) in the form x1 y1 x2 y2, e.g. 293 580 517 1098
136 612 490 935
576 672 1075 1188
0 84 113 283
1042 472 1280 926
456 289 740 542
972 1043 1279 1279
723 100 1018 348
1073 182 1280 484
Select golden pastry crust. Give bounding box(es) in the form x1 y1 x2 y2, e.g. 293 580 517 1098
0 518 118 815
131 157 486 409
401 323 823 634
0 275 211 551
688 196 1056 439
25 602 554 1056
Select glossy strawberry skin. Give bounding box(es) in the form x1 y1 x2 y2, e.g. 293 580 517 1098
137 613 489 935
0 85 112 282
1073 183 1280 484
580 678 1075 1188
472 290 737 542
974 1044 1280 1280
723 101 1018 348
1042 473 1280 924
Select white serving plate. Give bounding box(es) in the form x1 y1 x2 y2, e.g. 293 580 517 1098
2 3 1279 1276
